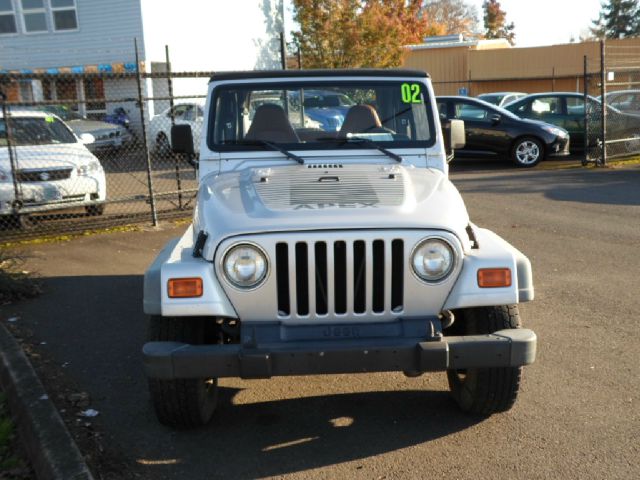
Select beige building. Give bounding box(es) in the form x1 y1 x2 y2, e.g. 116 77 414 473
402 35 640 97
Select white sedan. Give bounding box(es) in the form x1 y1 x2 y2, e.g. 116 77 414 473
1 110 106 228
148 103 204 157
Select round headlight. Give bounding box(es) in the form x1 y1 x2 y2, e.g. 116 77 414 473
411 238 455 282
223 243 268 289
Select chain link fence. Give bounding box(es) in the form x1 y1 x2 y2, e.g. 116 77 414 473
1 68 211 241
585 40 640 165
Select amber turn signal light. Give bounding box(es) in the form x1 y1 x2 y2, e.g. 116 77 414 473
477 268 512 288
168 277 203 298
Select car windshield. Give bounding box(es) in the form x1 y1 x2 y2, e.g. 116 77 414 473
0 117 78 146
209 81 435 151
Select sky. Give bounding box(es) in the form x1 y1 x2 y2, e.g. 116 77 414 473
464 0 603 47
284 0 605 48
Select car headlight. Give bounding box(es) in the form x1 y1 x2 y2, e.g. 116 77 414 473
541 125 567 137
223 243 268 289
411 238 455 282
78 160 101 176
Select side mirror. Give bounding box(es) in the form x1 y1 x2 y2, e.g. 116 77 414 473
171 124 195 155
449 119 465 150
441 119 465 162
489 113 501 124
79 133 95 145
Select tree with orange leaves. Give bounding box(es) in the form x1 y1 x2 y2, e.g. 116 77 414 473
292 0 438 69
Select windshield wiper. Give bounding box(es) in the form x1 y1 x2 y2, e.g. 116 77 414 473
317 136 403 163
228 139 304 164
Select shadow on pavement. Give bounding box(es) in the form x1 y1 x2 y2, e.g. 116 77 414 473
3 274 484 479
453 166 640 206
145 388 482 479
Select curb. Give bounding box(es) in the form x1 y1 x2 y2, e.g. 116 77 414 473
0 323 94 480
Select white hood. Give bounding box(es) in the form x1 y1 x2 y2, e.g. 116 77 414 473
195 163 471 259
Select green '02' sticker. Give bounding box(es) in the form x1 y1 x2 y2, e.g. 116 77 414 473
401 83 422 104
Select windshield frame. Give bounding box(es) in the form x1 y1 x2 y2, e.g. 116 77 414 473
206 80 437 153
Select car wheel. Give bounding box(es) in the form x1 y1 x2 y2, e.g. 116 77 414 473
85 204 105 216
1 214 36 230
624 132 640 154
147 316 219 429
17 214 38 230
511 137 543 167
447 305 523 415
155 133 172 158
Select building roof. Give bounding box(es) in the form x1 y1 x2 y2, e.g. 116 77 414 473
405 38 511 51
209 69 429 83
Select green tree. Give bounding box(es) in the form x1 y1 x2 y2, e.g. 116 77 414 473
482 0 515 45
292 0 434 68
591 0 640 38
422 0 481 39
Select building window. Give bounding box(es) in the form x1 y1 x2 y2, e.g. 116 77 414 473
0 0 17 34
50 0 76 31
21 0 47 32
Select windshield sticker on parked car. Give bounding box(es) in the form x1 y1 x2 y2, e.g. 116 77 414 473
45 116 55 123
401 83 423 104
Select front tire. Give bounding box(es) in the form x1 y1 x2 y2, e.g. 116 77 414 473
148 316 219 429
511 137 543 167
447 305 523 415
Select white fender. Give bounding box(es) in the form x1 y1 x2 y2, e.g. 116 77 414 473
143 226 237 318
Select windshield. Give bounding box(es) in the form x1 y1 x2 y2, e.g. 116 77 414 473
208 81 435 151
0 117 78 146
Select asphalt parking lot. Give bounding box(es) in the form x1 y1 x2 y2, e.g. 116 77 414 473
2 161 639 479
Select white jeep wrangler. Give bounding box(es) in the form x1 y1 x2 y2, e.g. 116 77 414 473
143 69 536 429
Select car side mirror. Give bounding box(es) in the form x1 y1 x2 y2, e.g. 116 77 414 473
490 113 501 124
79 133 95 145
441 119 465 162
171 124 195 155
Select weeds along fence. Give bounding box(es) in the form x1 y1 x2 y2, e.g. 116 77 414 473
0 68 212 241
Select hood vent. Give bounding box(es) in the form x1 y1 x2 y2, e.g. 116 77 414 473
254 165 406 210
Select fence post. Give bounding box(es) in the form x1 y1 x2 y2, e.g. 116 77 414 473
134 38 158 226
583 55 588 165
280 32 287 70
165 44 183 209
599 39 607 167
0 91 21 210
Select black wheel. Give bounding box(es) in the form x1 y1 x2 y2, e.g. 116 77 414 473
148 316 219 429
85 204 105 216
155 133 171 158
447 305 523 415
0 214 32 230
15 214 37 230
511 137 543 167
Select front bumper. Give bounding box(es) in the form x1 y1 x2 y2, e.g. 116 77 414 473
548 136 570 157
143 328 536 380
0 173 106 215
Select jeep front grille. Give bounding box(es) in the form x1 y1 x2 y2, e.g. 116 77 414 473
275 239 404 318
